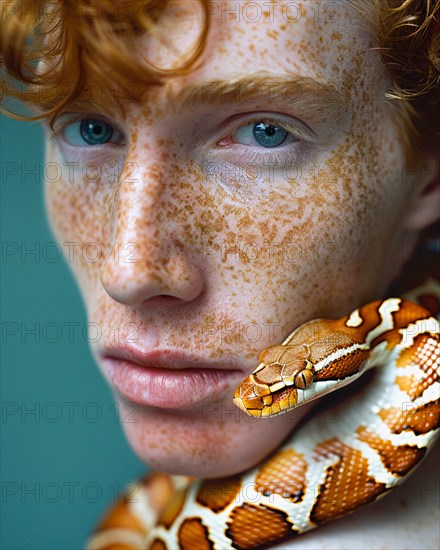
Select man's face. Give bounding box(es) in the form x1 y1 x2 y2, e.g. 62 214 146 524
44 1 416 476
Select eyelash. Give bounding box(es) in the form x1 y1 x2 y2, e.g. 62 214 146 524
48 114 125 146
226 145 307 169
215 114 314 168
49 113 314 168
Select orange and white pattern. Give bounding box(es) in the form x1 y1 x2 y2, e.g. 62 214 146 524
86 278 439 550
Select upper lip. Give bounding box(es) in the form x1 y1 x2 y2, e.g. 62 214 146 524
101 345 245 372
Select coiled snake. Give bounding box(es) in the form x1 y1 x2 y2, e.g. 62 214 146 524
86 255 440 550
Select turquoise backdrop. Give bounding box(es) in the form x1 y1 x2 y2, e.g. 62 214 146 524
1 116 146 549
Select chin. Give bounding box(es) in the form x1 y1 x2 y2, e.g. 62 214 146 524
114 394 305 478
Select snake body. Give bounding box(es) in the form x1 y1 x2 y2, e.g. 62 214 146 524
86 277 440 550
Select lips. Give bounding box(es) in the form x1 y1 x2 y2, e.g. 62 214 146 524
99 346 246 409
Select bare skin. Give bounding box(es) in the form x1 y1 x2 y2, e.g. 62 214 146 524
43 0 439 480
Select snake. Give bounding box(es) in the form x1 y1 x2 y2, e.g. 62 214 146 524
86 254 440 550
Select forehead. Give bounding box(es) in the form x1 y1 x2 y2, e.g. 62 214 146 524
141 0 378 95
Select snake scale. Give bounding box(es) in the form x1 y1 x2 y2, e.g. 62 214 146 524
86 251 440 550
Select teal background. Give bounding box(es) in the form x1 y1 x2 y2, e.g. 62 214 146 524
1 116 146 549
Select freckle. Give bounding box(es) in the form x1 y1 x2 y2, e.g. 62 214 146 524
130 128 138 144
266 29 279 40
331 32 342 41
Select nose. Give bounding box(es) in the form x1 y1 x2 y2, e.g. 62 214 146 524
100 159 204 307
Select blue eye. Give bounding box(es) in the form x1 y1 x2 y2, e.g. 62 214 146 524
253 122 288 147
233 121 295 148
62 118 123 146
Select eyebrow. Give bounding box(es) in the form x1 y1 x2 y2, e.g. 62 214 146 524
33 87 127 126
176 73 345 108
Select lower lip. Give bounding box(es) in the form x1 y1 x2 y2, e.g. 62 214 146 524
101 357 245 408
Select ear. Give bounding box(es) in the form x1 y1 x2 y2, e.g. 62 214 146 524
403 156 440 230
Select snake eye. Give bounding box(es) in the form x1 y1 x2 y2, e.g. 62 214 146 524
294 368 314 389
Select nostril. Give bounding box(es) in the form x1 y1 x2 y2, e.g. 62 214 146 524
140 295 184 307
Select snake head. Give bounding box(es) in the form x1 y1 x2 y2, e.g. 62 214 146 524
234 345 316 417
233 377 279 417
233 377 299 418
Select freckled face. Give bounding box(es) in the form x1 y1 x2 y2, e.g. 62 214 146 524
44 1 416 476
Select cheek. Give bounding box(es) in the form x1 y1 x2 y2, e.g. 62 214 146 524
44 151 122 287
207 142 406 328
